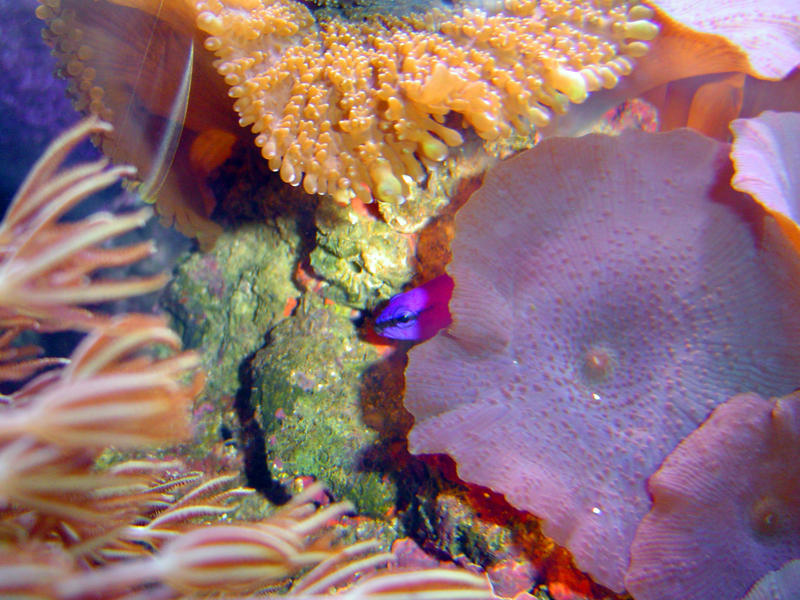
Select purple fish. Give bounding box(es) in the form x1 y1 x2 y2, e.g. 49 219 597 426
374 274 454 341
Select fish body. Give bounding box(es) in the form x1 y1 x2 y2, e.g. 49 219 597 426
374 274 454 341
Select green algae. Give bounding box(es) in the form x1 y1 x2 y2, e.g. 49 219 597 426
162 221 302 463
310 201 414 310
403 482 516 567
167 222 300 395
249 293 397 517
152 129 554 586
160 159 407 514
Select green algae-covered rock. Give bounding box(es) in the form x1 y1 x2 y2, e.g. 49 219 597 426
250 293 396 517
162 221 302 464
310 202 414 310
166 222 300 397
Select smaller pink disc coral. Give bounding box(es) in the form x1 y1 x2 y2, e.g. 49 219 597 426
626 393 800 600
743 560 800 600
731 111 800 226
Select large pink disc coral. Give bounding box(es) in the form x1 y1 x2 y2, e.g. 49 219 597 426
625 393 800 600
404 128 800 592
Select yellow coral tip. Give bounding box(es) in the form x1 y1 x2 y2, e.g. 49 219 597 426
550 68 589 104
529 106 551 128
624 41 651 58
371 162 403 203
625 20 660 41
35 4 52 19
197 11 224 36
377 178 403 203
421 136 448 162
628 5 655 21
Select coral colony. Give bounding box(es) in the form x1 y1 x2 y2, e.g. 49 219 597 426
194 0 657 205
6 0 800 598
0 117 494 599
38 0 658 232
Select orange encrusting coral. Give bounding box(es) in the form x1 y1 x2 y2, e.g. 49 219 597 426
196 0 658 211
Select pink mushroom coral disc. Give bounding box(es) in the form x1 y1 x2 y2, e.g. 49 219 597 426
404 128 800 592
626 392 800 600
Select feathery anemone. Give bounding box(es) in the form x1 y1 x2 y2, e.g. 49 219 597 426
0 116 168 330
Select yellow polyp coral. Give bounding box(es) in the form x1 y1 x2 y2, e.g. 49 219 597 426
36 0 658 236
196 0 659 216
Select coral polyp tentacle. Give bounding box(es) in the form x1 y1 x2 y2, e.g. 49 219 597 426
196 0 658 209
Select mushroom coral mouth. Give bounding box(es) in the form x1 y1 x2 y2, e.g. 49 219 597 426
404 127 800 592
626 392 800 600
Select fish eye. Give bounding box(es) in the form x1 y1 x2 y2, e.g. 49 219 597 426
395 310 416 326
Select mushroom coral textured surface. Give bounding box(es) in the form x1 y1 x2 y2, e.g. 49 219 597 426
653 0 800 79
404 128 800 593
626 393 800 600
742 560 800 600
730 111 800 242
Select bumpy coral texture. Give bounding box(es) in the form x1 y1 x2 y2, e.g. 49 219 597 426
196 0 658 214
626 393 800 600
652 0 800 80
731 111 800 226
404 129 800 593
